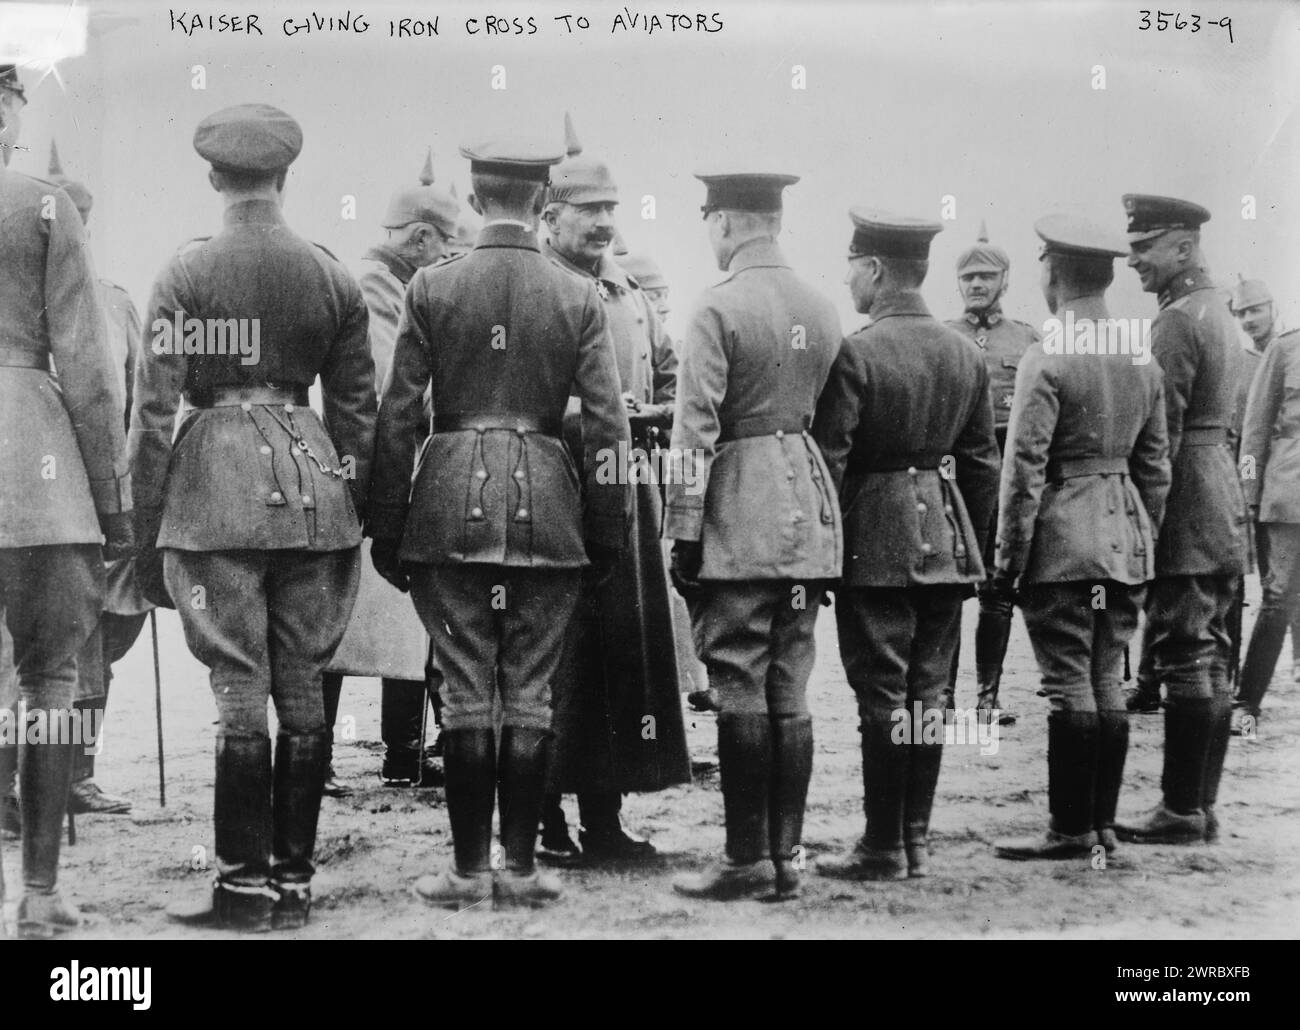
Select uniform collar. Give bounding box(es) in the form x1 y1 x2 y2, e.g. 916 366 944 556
223 198 286 227
545 239 633 293
1157 267 1214 309
1056 294 1109 322
725 237 788 277
869 287 931 322
363 243 419 285
474 222 541 252
964 305 1003 329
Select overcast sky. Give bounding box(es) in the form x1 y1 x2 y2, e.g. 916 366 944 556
10 0 1299 337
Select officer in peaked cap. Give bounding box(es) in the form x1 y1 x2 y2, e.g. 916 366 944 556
1229 277 1279 357
813 209 999 882
1114 193 1246 846
991 214 1170 861
368 130 630 909
945 223 1040 726
322 152 460 798
0 60 133 939
537 122 689 865
132 103 378 931
668 170 842 901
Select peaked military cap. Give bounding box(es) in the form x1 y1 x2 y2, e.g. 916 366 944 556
1122 193 1211 242
695 172 798 216
848 209 943 260
550 155 619 206
621 252 666 290
194 103 303 173
382 151 458 235
1034 213 1127 261
1229 276 1272 312
0 64 24 100
459 137 566 182
956 220 1010 274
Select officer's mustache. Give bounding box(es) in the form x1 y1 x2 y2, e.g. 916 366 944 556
586 233 614 246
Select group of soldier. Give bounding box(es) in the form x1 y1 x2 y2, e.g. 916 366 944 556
1 62 1295 937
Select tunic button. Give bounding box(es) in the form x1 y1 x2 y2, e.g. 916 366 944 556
792 510 803 521
517 508 529 518
775 430 785 440
270 491 283 502
471 507 484 518
514 470 525 480
920 542 934 555
284 403 295 414
516 427 527 437
908 466 918 476
917 502 927 514
302 495 312 504
241 402 252 412
786 470 795 480
259 445 272 455
944 504 954 515
476 469 488 479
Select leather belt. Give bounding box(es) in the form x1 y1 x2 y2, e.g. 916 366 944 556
433 413 562 438
0 345 49 370
717 416 809 444
1046 456 1129 480
850 457 944 475
1182 426 1228 446
188 384 310 408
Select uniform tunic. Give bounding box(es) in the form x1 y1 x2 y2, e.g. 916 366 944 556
813 287 1000 719
544 243 689 794
995 295 1171 711
369 222 631 732
667 238 842 716
945 308 1041 437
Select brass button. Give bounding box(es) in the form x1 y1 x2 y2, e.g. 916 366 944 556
284 403 295 414
270 491 283 502
517 508 529 518
476 469 487 479
260 445 272 455
916 502 927 514
470 506 484 518
515 427 527 437
775 430 785 440
514 470 525 480
786 470 795 480
792 510 803 521
944 504 954 515
241 402 252 412
302 495 312 504
908 466 918 476
955 548 966 558
920 542 934 555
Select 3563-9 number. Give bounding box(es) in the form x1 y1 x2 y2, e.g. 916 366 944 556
1138 11 1234 43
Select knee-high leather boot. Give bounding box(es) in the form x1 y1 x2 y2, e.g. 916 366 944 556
768 715 813 898
1093 710 1129 853
495 726 562 907
975 600 1017 725
673 713 774 899
1116 698 1211 844
1201 694 1232 843
17 709 81 938
320 672 350 798
904 739 943 877
0 740 13 936
995 711 1099 860
820 715 909 880
270 731 330 929
415 728 496 908
167 736 274 931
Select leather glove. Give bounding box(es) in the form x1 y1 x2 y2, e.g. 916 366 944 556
669 540 704 601
371 537 409 594
99 510 136 562
986 568 1019 609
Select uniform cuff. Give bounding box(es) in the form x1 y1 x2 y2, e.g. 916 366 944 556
665 505 703 541
89 474 133 516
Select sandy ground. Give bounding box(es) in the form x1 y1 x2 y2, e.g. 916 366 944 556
4 574 1297 940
